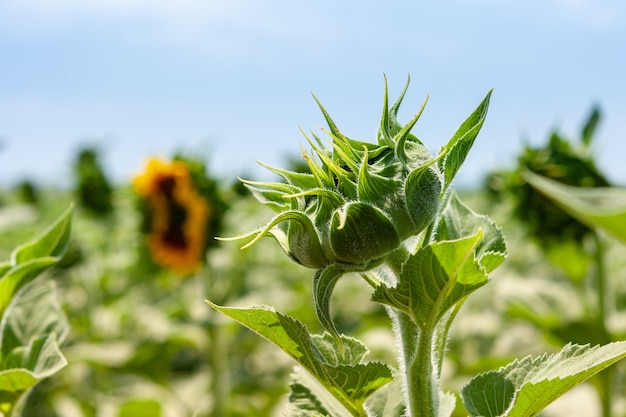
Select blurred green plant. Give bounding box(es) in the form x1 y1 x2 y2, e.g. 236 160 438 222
14 181 39 205
486 106 608 278
0 205 73 416
486 107 625 417
212 79 626 417
74 147 114 216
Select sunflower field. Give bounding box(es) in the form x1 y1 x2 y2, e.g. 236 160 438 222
1 93 626 417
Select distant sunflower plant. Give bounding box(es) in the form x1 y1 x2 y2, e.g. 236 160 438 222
134 156 224 275
209 78 626 417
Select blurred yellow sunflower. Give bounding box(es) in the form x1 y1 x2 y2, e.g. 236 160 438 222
133 158 210 274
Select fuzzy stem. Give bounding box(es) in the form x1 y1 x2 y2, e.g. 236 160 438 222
410 324 438 417
390 310 439 417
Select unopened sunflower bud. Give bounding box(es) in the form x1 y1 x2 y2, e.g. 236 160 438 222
224 78 449 269
329 202 400 264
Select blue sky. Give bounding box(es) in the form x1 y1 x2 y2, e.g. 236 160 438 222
1 0 625 188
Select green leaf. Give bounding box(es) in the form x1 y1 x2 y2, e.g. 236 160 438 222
1 282 69 358
461 342 626 417
0 258 58 317
0 282 69 406
372 231 488 327
0 206 74 317
393 95 428 165
436 192 507 273
257 160 318 190
461 372 515 417
287 366 344 417
207 303 392 416
313 266 346 347
581 105 600 147
440 90 492 190
377 76 395 148
0 334 66 388
11 204 73 265
364 374 405 417
117 398 163 417
438 391 457 417
523 170 626 243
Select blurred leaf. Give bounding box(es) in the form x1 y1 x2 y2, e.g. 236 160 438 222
207 303 392 416
461 342 626 417
581 106 600 147
117 398 162 417
0 207 72 415
12 204 73 264
0 284 68 390
523 171 626 243
0 205 73 316
543 241 589 283
0 334 66 389
1 282 68 358
0 258 57 316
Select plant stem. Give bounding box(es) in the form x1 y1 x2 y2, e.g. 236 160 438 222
392 310 439 417
594 232 612 417
205 267 229 417
595 233 607 339
411 324 438 417
208 314 229 417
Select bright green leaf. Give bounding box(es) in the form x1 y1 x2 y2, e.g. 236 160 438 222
440 90 492 190
461 372 515 417
436 192 507 272
207 303 392 417
373 231 488 327
462 342 626 417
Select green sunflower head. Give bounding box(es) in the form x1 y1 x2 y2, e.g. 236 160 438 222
226 77 491 270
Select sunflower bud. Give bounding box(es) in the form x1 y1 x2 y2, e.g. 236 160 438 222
225 77 448 269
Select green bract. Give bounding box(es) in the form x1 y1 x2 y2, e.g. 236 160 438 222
227 78 448 269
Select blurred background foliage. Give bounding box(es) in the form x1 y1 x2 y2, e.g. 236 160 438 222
0 123 625 416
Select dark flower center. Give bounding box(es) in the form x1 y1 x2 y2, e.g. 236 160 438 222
157 176 188 249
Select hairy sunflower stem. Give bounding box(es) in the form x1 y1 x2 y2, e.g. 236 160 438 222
410 324 439 417
392 310 439 417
